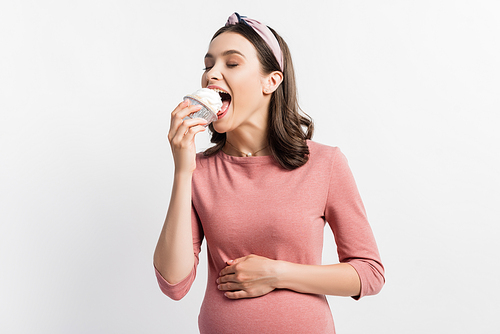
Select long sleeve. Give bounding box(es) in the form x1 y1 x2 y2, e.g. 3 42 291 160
155 204 204 301
324 148 385 299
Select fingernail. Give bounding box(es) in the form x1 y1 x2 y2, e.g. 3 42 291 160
216 278 220 284
218 285 221 290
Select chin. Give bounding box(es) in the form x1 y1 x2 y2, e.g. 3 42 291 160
212 110 233 134
212 120 228 134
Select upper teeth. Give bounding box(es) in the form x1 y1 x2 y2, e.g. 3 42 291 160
211 88 228 94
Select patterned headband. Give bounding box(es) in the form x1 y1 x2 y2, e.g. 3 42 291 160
225 12 283 71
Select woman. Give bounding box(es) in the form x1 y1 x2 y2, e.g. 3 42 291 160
154 12 384 333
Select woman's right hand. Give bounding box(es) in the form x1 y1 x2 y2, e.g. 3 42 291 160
167 100 208 174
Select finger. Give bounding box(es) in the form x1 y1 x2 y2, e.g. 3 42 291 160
219 255 248 276
170 126 206 150
179 124 207 143
218 281 243 291
224 290 250 299
217 274 237 284
180 104 202 118
171 99 193 117
219 264 236 277
224 256 245 268
171 99 197 117
169 104 202 136
170 118 207 144
177 117 208 132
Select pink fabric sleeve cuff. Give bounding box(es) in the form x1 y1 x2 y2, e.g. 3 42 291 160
154 265 197 301
346 260 385 300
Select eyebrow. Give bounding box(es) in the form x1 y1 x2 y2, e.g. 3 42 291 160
204 49 246 59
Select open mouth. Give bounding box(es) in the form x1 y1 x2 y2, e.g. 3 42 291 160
210 88 231 119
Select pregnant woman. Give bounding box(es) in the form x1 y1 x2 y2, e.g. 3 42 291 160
154 12 385 333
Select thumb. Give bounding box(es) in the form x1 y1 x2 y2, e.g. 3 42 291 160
226 257 244 265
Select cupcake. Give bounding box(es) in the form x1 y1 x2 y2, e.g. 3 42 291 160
183 88 222 126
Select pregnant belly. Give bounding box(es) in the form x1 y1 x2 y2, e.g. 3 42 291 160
198 288 335 334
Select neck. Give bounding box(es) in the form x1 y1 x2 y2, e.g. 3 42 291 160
224 124 269 157
223 97 272 157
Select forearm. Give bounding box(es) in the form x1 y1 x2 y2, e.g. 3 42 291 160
275 261 361 297
153 171 195 284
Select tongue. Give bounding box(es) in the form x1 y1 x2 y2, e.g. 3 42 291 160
219 100 230 114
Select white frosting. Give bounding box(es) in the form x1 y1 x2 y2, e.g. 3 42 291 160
189 88 222 113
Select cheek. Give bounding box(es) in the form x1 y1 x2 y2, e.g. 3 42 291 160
201 72 208 87
232 85 259 114
234 75 262 101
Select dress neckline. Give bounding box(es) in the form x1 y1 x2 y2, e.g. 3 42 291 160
217 149 277 165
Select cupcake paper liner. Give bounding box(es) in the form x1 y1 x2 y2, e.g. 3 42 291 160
183 96 218 126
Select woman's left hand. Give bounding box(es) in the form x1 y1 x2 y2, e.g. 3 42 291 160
217 254 280 299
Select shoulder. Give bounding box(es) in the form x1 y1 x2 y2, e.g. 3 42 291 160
306 140 352 175
301 140 346 179
195 151 215 171
306 140 342 164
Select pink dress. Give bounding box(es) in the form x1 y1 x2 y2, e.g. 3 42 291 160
155 141 384 333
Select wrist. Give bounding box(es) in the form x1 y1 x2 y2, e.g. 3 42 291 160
273 260 293 290
172 170 193 193
174 169 194 180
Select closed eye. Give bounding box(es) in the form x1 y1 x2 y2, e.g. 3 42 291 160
203 64 237 71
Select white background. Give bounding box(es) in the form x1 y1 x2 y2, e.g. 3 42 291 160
1 1 499 333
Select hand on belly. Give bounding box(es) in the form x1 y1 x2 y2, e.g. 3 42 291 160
217 254 281 299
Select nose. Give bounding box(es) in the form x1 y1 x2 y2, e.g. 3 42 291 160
206 66 222 81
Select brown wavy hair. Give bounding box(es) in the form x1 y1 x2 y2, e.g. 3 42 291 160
204 23 314 170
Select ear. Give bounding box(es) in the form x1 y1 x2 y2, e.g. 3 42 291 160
262 71 283 95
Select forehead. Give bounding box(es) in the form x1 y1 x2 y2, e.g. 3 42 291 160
207 32 258 58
